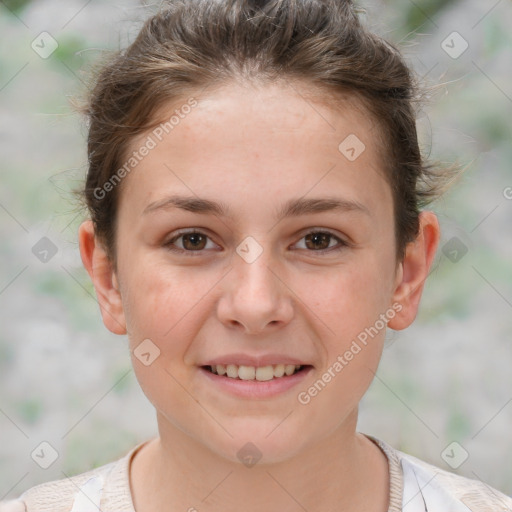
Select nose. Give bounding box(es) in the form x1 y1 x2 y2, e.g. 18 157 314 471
216 246 294 335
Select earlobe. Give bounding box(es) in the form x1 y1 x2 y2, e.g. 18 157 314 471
387 211 440 331
78 220 127 335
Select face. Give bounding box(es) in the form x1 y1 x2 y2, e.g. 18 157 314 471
83 81 424 464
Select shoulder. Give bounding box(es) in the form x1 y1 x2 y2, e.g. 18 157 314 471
0 439 150 512
0 461 115 512
389 440 512 511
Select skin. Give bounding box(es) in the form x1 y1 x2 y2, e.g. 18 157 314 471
79 81 440 511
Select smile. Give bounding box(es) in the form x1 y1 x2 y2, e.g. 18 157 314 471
199 363 313 399
204 364 306 381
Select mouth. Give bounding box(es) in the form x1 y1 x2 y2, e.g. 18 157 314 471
198 355 314 398
201 363 311 381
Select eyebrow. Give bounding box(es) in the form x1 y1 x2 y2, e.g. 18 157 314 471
142 194 371 219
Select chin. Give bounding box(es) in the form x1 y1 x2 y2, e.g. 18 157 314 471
207 421 309 466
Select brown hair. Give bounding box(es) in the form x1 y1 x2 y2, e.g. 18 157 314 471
80 0 455 265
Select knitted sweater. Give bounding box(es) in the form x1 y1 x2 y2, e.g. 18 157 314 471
1 436 511 511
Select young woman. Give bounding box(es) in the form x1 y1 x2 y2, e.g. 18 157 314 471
2 0 511 510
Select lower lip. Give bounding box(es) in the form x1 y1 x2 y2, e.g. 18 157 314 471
199 366 313 399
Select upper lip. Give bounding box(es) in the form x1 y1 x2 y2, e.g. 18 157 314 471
201 353 312 367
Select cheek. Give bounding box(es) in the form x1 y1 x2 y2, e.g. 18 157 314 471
294 266 389 417
122 264 208 407
121 260 210 350
301 261 391 338
294 257 393 407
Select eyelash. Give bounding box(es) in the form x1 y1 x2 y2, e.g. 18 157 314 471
164 229 348 256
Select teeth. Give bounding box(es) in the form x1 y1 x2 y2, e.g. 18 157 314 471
239 365 256 380
255 366 273 381
273 364 285 378
226 364 238 378
208 363 304 381
285 364 296 376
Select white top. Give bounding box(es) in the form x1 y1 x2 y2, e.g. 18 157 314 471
1 435 511 511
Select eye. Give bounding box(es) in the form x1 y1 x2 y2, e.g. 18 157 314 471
293 230 348 254
164 230 218 255
164 228 348 256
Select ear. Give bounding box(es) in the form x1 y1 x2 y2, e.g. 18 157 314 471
78 220 127 335
387 211 440 330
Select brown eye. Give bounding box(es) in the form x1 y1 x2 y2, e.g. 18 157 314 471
165 230 217 254
181 233 207 250
294 230 347 254
304 232 332 251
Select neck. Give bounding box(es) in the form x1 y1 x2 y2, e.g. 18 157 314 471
130 410 389 512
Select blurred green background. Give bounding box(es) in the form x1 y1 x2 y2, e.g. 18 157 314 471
1 0 511 500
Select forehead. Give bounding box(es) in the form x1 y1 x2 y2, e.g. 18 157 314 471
175 81 380 148
118 81 391 220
